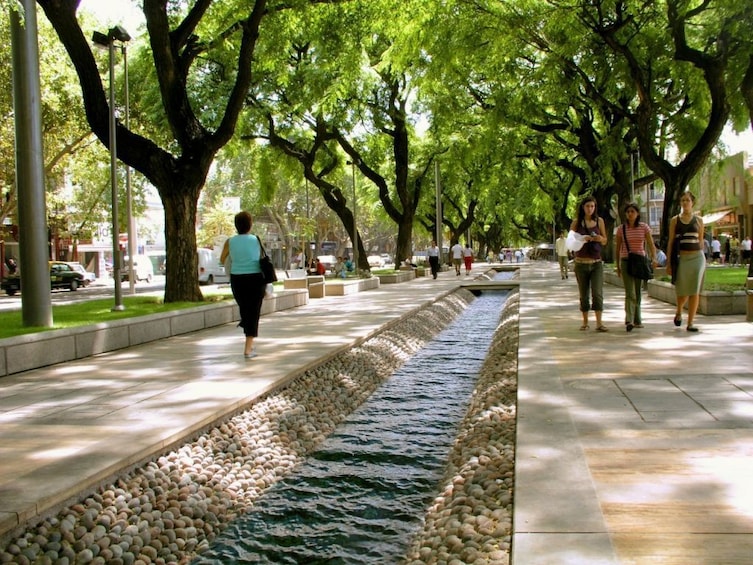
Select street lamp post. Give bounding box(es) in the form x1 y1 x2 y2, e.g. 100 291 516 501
123 43 136 295
93 25 131 311
347 160 358 273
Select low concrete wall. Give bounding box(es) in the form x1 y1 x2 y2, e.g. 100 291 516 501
645 280 746 315
605 271 746 316
0 289 308 378
283 275 325 298
378 271 415 284
325 277 380 296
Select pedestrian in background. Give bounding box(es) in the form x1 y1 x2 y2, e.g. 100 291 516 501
462 242 474 275
741 236 752 265
220 211 266 359
555 231 569 279
427 240 440 279
450 241 463 276
711 235 721 264
615 203 657 332
570 195 608 332
666 191 705 332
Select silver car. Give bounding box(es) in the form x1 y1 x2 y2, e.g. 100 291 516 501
66 262 97 286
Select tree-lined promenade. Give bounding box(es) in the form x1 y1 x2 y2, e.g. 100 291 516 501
2 0 752 307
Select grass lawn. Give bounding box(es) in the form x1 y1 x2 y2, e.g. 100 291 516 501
702 266 749 291
0 288 235 340
657 265 749 292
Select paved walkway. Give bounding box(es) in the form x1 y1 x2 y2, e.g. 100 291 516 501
515 263 753 564
0 270 464 538
1 262 752 564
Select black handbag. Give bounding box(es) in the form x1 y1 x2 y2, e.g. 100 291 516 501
257 236 278 283
622 225 653 280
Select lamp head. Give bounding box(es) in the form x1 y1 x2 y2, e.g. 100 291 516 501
110 25 131 42
92 31 110 47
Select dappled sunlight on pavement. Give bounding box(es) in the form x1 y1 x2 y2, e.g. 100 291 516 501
0 268 468 536
515 261 753 565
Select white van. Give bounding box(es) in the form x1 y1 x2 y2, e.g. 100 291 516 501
122 255 154 283
198 248 228 284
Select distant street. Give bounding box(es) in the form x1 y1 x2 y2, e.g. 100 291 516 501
0 275 217 313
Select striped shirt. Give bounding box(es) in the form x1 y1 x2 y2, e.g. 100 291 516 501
619 223 650 258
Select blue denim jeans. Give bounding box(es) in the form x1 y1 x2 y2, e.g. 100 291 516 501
574 261 604 312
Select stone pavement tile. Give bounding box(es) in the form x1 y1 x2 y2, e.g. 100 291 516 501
603 503 753 533
512 533 619 565
611 534 753 565
516 261 753 564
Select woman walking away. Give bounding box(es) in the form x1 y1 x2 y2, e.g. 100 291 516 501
666 191 705 332
571 195 608 332
615 203 658 332
220 211 267 358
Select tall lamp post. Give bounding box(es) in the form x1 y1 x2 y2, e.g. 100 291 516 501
93 25 131 311
347 160 358 273
123 42 136 295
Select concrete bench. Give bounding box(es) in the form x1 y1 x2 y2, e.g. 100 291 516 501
283 272 325 298
378 270 415 284
326 277 380 296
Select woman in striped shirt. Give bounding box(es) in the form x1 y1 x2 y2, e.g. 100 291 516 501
615 202 658 332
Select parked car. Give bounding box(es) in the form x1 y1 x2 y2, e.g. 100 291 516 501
1 261 84 295
198 248 228 284
367 255 385 268
66 262 96 286
120 255 154 283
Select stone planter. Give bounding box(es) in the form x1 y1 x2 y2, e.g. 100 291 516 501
378 270 415 284
646 279 746 315
606 269 746 315
325 276 380 295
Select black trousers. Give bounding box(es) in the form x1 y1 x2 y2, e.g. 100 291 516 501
429 255 439 277
230 273 266 337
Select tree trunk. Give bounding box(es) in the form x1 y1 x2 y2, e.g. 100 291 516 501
162 188 203 302
394 213 414 269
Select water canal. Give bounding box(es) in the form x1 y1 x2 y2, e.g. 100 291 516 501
193 287 511 564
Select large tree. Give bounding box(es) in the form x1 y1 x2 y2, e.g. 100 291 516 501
37 0 331 301
245 0 441 271
417 0 752 249
579 0 752 245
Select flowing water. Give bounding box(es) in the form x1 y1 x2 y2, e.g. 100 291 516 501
194 287 510 565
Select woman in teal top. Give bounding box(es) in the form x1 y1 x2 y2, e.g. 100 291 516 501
220 211 266 358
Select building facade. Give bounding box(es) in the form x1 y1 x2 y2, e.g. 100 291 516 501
691 151 751 242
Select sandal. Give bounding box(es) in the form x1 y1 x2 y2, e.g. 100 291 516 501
596 325 609 332
580 324 589 331
673 315 682 327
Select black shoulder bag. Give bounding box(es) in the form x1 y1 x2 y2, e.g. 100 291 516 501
622 224 653 281
257 236 278 283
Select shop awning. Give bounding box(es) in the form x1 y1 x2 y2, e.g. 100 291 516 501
701 208 735 225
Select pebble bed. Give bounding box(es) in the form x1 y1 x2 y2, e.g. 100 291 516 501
404 291 518 565
0 288 518 565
